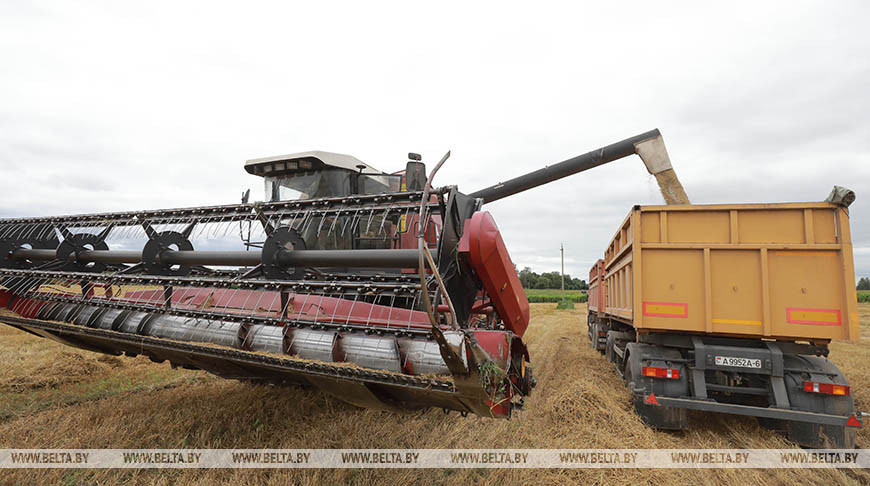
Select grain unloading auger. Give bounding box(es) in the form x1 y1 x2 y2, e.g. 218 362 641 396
0 129 686 418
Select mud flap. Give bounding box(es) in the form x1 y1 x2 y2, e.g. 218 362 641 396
787 421 856 449
631 393 689 431
783 355 857 448
625 343 688 430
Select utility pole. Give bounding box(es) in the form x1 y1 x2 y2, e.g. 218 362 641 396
560 243 565 301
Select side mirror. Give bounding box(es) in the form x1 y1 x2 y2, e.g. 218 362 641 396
405 161 427 191
241 189 250 204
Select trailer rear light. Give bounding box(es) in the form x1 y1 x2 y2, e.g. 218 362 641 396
803 381 850 396
642 366 680 379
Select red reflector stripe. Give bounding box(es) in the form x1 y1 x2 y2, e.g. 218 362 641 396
786 307 841 326
847 415 862 428
803 381 850 396
642 301 688 318
642 366 680 379
645 393 659 405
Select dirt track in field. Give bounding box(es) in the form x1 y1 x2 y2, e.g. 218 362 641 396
2 303 869 485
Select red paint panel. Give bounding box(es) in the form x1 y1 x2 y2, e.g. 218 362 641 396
0 290 11 309
118 288 434 329
471 330 511 364
461 211 530 337
7 297 50 318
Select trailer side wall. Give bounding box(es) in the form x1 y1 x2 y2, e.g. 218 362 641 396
602 203 859 342
588 259 606 314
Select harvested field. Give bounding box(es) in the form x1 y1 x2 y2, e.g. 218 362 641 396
1 303 870 485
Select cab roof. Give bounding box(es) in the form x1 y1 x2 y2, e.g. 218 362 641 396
244 151 381 177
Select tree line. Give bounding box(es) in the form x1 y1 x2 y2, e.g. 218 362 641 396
516 270 870 292
517 267 588 290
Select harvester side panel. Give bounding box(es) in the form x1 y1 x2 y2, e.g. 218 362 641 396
459 211 530 337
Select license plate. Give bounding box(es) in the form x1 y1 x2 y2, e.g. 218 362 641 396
715 356 762 369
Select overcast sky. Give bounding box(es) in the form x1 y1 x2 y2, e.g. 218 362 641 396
1 1 868 281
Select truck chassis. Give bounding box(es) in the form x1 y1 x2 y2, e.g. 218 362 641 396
588 311 861 448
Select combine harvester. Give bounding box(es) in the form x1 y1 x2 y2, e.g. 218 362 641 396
588 188 862 447
0 130 675 419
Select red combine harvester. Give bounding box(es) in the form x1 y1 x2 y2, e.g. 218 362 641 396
0 130 677 418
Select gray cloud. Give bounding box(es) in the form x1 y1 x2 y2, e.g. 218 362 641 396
1 1 868 282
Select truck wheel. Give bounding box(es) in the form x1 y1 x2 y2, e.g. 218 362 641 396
605 332 616 363
782 356 856 448
624 347 688 431
591 322 601 350
606 330 633 373
593 322 607 354
605 331 627 365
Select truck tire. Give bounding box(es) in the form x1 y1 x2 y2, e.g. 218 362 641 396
590 322 600 350
592 322 607 354
624 344 688 430
605 332 617 364
606 330 633 371
597 326 606 354
782 355 856 448
587 318 594 345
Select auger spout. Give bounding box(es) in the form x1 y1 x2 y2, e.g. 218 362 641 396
469 128 690 205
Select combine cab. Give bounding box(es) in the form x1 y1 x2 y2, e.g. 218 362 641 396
0 129 676 418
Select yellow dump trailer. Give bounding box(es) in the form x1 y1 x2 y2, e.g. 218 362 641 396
587 200 862 448
603 202 859 342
